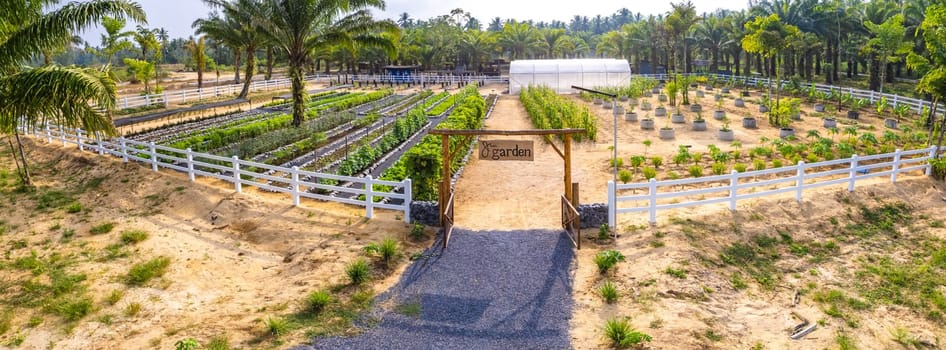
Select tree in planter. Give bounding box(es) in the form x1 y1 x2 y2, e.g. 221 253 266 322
741 14 800 126
665 79 679 107
770 97 800 127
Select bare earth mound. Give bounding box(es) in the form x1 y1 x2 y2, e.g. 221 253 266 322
0 137 421 349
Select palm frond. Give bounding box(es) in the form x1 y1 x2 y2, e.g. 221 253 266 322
0 66 117 135
0 0 146 69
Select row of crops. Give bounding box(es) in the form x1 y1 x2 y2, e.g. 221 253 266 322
520 85 598 142
376 84 487 200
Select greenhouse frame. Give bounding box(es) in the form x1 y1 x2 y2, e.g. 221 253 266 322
508 59 632 95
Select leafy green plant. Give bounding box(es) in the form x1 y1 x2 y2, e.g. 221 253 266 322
363 239 400 266
664 266 687 279
120 230 149 245
642 167 657 180
264 317 289 338
410 223 426 241
594 250 626 274
650 156 663 168
126 257 171 286
688 165 703 178
205 335 231 350
604 318 653 348
618 169 632 183
306 290 333 313
598 224 611 240
599 280 619 303
346 258 371 285
66 202 83 213
90 222 116 235
174 338 200 350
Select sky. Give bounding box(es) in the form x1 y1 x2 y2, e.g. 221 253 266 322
77 0 750 45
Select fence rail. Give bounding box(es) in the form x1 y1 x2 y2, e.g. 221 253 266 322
115 75 334 110
607 146 941 227
26 124 412 221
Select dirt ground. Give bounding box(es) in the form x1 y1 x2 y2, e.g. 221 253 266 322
0 137 427 349
449 90 945 349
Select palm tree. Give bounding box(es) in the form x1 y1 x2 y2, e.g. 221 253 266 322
193 11 244 85
665 1 699 74
694 15 728 73
185 36 208 89
0 0 145 186
97 16 135 68
257 0 398 127
458 30 495 72
197 0 267 99
539 28 566 58
497 21 543 60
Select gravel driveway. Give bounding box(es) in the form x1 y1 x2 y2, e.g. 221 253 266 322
303 228 575 350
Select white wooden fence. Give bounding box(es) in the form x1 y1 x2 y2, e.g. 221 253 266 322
116 74 330 110
607 146 942 226
25 124 412 221
634 73 942 116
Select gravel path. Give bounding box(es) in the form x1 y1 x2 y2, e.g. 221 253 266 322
303 228 575 350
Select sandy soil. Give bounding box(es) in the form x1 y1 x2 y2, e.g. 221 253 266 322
0 137 428 349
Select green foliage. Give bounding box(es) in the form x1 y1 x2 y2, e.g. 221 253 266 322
65 202 83 213
410 223 426 241
520 85 597 141
594 250 626 274
642 167 657 180
337 108 428 176
363 238 400 265
89 222 115 235
664 266 687 279
629 155 645 168
264 317 290 338
733 163 748 173
346 258 371 285
599 280 619 303
688 165 703 178
604 318 653 348
126 257 171 286
598 224 610 240
120 230 149 245
306 290 334 313
650 156 663 168
174 338 200 350
711 162 727 175
618 169 632 183
50 295 93 321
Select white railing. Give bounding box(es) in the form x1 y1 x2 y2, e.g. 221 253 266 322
25 124 412 221
607 146 941 226
116 74 334 110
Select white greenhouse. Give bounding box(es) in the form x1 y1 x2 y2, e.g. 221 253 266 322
508 59 632 95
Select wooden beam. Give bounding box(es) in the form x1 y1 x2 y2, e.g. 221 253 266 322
548 140 565 160
564 133 572 203
429 128 586 136
439 134 449 226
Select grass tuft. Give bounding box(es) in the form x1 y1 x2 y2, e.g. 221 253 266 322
120 230 149 245
126 257 171 286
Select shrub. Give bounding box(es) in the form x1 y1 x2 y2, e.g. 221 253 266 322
604 319 653 348
599 280 619 303
688 165 703 178
51 296 94 321
124 302 141 317
174 338 200 350
363 238 400 265
772 159 783 168
120 230 149 245
594 250 626 274
264 317 289 338
642 167 657 180
105 289 124 305
618 169 632 184
611 157 624 168
598 224 610 240
410 223 426 241
90 222 116 235
346 259 371 285
664 266 687 279
650 156 663 168
733 163 748 173
753 159 766 171
711 162 727 175
66 202 83 213
205 336 231 350
126 257 171 286
306 290 333 313
629 155 645 168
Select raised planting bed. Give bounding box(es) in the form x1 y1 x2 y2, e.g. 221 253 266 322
520 85 597 142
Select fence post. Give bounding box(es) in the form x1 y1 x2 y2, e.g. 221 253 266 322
729 170 738 211
76 129 84 151
869 90 875 104
186 148 195 181
648 178 658 224
291 166 300 206
96 132 105 155
232 156 242 193
796 161 806 202
60 126 66 146
927 146 938 176
848 155 859 192
404 179 412 224
182 90 186 104
45 125 51 143
365 176 374 219
607 181 616 230
119 137 128 162
123 96 128 109
891 149 902 183
149 142 158 171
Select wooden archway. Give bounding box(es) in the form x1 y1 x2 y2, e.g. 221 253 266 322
427 128 586 248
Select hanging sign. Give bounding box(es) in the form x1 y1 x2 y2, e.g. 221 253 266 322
479 140 534 161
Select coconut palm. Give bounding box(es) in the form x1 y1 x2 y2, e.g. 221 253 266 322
257 0 398 127
194 0 267 98
185 36 209 89
0 0 145 186
97 16 135 68
497 21 543 60
458 30 495 72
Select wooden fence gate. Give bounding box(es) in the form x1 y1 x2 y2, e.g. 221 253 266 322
428 128 585 249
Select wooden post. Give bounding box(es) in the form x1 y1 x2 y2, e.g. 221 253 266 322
564 134 572 203
440 134 450 226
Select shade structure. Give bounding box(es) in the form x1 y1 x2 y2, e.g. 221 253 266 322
509 59 632 95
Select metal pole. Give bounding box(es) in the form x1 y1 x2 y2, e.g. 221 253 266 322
612 96 618 183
